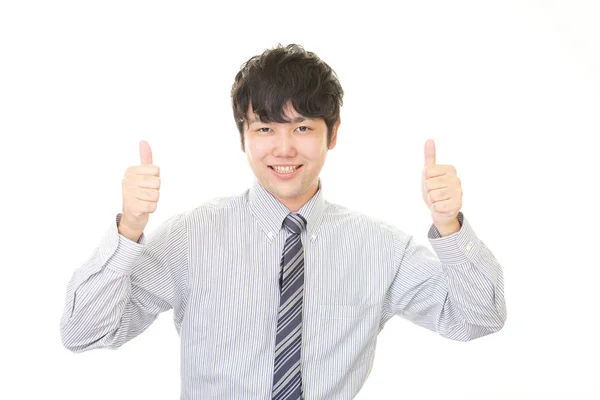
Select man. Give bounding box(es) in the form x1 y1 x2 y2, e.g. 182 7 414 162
60 43 507 399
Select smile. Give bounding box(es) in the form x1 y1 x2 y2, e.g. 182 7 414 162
269 165 302 174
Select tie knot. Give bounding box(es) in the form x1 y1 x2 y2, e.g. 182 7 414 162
283 212 307 235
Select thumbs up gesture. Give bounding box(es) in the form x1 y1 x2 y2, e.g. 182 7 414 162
421 139 463 236
119 140 161 239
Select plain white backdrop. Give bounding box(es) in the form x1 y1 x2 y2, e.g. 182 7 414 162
1 1 599 399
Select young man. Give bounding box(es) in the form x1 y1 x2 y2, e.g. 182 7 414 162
60 44 507 399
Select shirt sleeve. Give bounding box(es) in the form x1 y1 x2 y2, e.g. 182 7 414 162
381 211 507 341
60 211 188 352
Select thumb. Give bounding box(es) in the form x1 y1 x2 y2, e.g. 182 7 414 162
140 140 153 165
424 138 436 166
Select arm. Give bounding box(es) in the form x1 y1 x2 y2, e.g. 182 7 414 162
382 212 507 341
59 211 187 352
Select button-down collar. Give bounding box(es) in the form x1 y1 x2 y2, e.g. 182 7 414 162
247 178 326 241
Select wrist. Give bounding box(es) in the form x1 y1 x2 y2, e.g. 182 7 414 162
436 219 461 237
118 220 143 243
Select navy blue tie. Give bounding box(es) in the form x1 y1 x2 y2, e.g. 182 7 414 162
272 212 307 400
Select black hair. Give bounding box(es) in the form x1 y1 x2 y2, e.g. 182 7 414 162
231 43 344 148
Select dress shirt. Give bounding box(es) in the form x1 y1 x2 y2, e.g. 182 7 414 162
60 178 507 399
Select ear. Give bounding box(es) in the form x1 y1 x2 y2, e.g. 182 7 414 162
328 119 341 150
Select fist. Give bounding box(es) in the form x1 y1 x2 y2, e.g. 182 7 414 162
120 140 161 234
421 139 463 230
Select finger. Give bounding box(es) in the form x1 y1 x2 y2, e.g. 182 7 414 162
431 197 454 212
140 140 153 165
424 138 436 166
423 175 449 191
133 198 158 213
125 165 160 177
428 187 452 203
135 188 160 202
136 175 161 189
423 165 451 179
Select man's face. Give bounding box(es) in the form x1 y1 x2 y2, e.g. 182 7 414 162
242 102 339 210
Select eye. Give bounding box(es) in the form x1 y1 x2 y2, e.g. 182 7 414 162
257 127 271 133
296 126 311 132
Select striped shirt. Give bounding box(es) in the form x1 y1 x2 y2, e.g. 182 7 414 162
60 178 507 399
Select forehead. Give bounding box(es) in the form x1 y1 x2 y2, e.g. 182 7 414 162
245 101 304 123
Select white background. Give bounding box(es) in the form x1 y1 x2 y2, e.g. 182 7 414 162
1 1 599 399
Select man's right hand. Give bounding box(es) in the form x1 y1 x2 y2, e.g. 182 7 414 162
119 140 161 241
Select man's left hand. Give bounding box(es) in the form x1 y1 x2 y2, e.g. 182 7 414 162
421 139 463 235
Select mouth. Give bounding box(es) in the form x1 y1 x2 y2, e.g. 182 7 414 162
269 164 302 173
268 164 303 179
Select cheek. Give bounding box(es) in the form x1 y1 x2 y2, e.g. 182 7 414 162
299 139 327 159
245 139 271 161
316 143 329 160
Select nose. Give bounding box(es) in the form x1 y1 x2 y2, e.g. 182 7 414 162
272 131 297 159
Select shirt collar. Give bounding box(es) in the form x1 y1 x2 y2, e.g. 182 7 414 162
248 177 326 239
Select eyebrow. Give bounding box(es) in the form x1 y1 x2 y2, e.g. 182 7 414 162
248 117 312 127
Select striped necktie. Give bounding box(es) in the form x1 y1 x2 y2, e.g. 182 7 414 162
272 212 307 400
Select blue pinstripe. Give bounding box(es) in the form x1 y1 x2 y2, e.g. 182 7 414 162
60 178 507 399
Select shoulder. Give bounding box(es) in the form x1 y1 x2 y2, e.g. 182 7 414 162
323 200 408 241
189 190 246 220
167 190 247 230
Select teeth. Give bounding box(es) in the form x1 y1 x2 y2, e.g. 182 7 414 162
272 165 299 174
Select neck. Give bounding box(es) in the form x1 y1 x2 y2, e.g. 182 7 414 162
278 180 319 212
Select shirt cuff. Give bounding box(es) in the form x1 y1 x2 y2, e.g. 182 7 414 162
427 212 480 265
96 213 147 275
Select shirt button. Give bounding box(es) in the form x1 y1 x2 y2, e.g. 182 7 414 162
268 232 274 239
311 234 317 241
